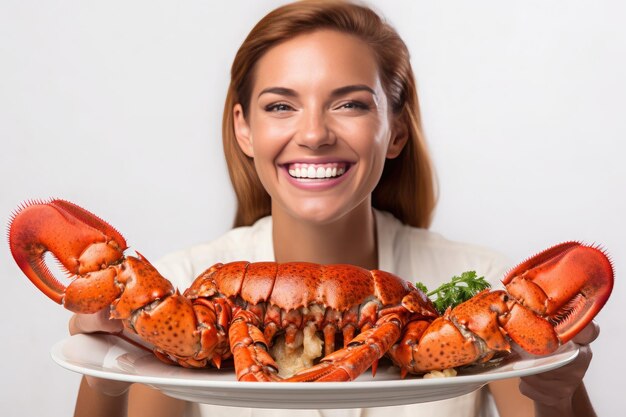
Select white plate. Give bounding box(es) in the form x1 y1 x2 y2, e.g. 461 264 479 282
51 334 578 409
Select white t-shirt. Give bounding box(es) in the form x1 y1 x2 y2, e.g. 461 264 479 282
155 210 511 417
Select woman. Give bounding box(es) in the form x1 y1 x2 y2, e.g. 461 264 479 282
71 1 599 416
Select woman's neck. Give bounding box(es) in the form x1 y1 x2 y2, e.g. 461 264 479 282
272 201 378 270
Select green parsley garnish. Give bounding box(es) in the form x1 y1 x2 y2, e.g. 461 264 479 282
417 271 491 314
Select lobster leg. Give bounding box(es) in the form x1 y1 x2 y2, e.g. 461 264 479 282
286 313 404 382
388 291 510 374
229 310 281 381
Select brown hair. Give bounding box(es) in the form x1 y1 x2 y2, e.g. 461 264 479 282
223 0 437 228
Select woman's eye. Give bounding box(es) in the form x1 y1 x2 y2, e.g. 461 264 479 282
337 101 369 111
265 103 294 112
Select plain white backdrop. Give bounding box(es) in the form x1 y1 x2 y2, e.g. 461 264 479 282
1 1 624 416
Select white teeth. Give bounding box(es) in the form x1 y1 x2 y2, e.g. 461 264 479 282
287 163 348 179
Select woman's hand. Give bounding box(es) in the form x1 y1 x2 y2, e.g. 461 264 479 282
519 321 600 416
69 311 131 397
69 309 124 335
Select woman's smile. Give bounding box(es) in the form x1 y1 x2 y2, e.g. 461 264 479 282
286 162 349 180
281 161 353 191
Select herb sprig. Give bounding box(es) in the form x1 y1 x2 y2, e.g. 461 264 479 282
416 271 491 314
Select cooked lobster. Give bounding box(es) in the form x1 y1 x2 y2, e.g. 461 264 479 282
8 199 614 381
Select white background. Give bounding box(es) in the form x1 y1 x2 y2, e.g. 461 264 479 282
1 1 624 416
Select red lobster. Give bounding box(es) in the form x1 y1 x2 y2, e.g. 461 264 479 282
8 199 614 381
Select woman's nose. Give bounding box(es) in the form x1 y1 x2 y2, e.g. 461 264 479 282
294 109 335 149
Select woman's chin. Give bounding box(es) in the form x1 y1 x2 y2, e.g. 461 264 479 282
276 197 367 227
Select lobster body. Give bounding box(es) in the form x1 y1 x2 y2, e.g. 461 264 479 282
8 200 614 381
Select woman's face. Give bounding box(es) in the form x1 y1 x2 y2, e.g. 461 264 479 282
234 29 406 225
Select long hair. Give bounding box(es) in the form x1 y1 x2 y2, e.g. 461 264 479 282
223 0 437 228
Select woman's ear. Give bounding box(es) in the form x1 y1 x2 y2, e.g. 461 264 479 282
233 104 254 157
386 115 409 159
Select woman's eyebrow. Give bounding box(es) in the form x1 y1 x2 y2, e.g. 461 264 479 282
258 87 297 98
330 84 376 97
257 84 376 99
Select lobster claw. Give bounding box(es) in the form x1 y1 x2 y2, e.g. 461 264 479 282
8 199 127 308
503 242 614 350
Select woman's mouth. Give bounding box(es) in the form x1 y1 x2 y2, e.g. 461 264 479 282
286 162 350 180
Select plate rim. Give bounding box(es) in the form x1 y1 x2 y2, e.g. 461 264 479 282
50 333 580 391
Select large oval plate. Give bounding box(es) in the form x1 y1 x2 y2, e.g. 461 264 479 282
51 334 578 409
